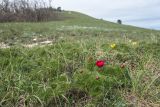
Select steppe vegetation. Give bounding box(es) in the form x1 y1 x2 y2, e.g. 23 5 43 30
0 1 159 106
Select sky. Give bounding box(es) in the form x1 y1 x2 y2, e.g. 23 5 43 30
53 0 160 30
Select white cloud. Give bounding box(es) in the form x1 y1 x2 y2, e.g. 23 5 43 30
54 0 160 29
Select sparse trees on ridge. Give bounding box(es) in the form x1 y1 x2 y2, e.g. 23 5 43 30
0 0 61 22
117 19 122 24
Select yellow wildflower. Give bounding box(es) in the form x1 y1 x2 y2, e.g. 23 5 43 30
110 43 116 48
132 42 137 45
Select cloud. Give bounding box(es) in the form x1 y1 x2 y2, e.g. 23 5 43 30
54 0 160 29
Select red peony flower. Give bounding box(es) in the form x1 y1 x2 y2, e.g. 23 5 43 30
96 60 105 68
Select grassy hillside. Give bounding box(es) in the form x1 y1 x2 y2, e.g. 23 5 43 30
0 11 160 107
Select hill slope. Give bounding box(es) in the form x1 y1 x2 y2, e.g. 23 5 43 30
0 11 159 107
0 11 159 45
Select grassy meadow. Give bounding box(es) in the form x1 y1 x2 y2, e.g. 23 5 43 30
0 11 160 107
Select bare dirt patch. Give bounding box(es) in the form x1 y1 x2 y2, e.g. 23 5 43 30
0 40 53 49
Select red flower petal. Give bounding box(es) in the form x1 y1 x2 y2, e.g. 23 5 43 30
96 60 105 68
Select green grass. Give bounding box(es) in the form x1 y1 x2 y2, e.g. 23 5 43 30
0 11 160 107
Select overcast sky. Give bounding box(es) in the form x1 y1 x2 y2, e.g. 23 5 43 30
54 0 160 30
